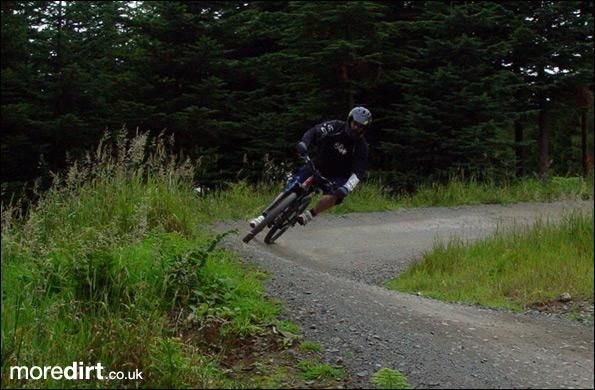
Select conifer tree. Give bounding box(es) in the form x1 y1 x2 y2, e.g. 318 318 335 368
382 1 523 187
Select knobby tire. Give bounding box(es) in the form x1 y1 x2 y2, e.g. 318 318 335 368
264 195 312 244
264 222 289 244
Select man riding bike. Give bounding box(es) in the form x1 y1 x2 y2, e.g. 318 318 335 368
249 106 372 228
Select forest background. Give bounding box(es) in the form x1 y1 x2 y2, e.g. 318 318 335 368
2 1 593 200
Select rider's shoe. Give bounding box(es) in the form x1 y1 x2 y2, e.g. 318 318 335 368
297 210 313 226
249 215 265 228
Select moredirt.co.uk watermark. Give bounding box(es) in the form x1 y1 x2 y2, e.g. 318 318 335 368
10 362 143 381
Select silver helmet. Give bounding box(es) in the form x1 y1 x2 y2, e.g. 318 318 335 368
346 106 372 139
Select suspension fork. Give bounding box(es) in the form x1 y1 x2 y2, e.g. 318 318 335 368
262 191 292 217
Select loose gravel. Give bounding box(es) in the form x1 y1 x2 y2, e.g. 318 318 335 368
217 201 594 389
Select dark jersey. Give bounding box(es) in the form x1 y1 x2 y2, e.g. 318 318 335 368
301 120 368 180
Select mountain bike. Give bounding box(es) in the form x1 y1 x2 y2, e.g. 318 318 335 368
242 155 335 244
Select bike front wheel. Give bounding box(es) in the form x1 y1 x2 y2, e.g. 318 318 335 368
242 192 298 243
264 194 312 244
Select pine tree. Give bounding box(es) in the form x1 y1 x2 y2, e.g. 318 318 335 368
382 1 523 188
221 1 400 181
127 1 239 185
503 1 593 180
1 1 41 190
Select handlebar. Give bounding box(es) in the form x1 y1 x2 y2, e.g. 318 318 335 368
301 154 335 190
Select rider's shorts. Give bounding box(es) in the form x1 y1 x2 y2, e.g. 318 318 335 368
283 165 349 205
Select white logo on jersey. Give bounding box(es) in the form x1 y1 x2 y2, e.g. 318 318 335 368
334 142 347 155
320 122 334 136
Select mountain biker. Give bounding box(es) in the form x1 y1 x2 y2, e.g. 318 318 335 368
249 106 372 228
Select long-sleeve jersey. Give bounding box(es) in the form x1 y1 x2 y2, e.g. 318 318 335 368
301 120 369 180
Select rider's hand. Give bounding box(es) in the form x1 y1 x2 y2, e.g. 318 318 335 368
334 186 349 198
296 141 308 156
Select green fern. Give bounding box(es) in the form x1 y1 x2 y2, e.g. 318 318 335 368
371 368 411 389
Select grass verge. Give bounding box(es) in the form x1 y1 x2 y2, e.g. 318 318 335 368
0 131 348 388
190 174 593 219
296 359 345 381
371 367 412 389
387 211 594 313
396 175 593 208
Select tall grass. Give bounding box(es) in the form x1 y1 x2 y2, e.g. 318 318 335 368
195 169 593 219
247 174 593 217
397 175 593 207
387 211 594 311
1 130 280 388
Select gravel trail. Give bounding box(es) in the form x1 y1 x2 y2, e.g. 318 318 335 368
217 200 594 388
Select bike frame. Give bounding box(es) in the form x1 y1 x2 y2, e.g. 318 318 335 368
242 154 334 244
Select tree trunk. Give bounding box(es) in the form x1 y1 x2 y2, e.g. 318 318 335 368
538 108 550 182
514 120 525 177
341 62 355 108
581 109 588 177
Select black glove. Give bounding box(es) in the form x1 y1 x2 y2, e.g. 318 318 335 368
296 141 308 156
334 186 349 198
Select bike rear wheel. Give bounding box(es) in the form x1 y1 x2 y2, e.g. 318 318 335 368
264 194 311 244
264 222 289 244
